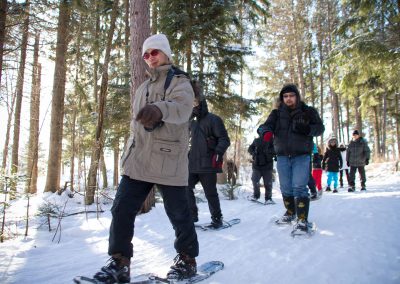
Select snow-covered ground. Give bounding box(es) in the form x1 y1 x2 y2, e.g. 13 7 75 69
1 162 400 284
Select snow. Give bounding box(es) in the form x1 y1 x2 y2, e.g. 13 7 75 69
1 162 400 284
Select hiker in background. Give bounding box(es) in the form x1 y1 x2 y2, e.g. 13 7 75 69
226 159 238 186
186 80 231 228
322 137 342 193
338 143 350 188
347 130 371 192
312 145 324 197
248 127 276 204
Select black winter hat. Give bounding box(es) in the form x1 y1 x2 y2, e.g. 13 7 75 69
279 83 300 101
353 130 359 135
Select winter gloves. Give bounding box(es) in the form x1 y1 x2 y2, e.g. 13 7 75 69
365 159 369 165
212 153 223 169
263 132 273 142
292 117 311 135
136 104 163 131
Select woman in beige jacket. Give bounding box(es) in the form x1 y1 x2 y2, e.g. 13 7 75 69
91 34 199 283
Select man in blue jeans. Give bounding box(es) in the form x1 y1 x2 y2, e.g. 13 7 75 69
258 84 324 234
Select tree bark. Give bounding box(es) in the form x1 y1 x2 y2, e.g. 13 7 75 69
44 0 71 193
151 0 158 34
0 0 7 88
130 0 153 213
354 87 362 134
381 91 387 159
10 0 30 195
372 106 381 160
26 31 41 194
395 93 400 159
86 0 119 204
113 142 119 188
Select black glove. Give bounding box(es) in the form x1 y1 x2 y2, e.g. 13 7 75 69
365 159 369 165
347 161 350 167
136 104 163 131
292 119 310 135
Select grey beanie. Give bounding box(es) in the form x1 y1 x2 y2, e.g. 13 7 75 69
142 34 172 60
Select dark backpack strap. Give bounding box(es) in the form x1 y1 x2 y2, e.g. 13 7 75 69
163 65 189 100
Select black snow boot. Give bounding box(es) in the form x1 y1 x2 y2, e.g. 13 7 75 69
210 216 223 228
293 197 311 233
167 253 197 280
276 196 296 225
93 254 131 283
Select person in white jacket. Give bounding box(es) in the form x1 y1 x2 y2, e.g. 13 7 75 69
338 143 349 188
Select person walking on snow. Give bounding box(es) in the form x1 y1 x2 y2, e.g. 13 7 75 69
312 145 324 195
90 34 199 283
258 83 324 234
248 127 276 204
322 137 343 193
338 143 350 188
186 80 230 228
347 130 371 192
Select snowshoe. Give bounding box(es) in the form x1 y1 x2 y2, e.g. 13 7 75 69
291 220 316 237
264 198 276 205
90 255 130 284
275 213 295 225
167 253 197 281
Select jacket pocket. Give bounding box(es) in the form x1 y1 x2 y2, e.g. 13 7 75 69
147 140 181 177
120 137 135 169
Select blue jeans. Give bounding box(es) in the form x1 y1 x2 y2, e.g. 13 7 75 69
277 155 310 198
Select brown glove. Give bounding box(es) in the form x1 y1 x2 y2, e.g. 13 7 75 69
136 104 163 129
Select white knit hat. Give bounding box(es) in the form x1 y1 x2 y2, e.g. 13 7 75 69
142 34 172 60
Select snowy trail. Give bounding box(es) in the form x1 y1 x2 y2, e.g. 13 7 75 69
1 162 400 284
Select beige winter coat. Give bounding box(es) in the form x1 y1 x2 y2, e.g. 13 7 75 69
120 64 194 186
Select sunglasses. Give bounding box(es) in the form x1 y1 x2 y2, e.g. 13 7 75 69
143 49 160 60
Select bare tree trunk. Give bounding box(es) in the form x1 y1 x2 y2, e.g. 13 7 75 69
354 88 362 134
100 148 108 188
307 44 316 107
70 14 82 193
0 0 7 88
381 91 387 159
26 31 41 194
44 0 71 193
345 96 350 143
1 89 16 180
291 0 305 97
151 0 158 34
130 0 153 213
199 35 205 83
70 108 76 192
10 0 30 195
372 106 381 160
93 0 100 107
396 93 400 158
86 0 119 205
113 142 119 188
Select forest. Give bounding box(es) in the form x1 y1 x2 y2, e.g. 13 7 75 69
0 0 399 206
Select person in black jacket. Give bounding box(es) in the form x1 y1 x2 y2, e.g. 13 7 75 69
347 130 371 191
258 83 324 234
322 137 343 193
186 81 231 228
248 128 276 204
